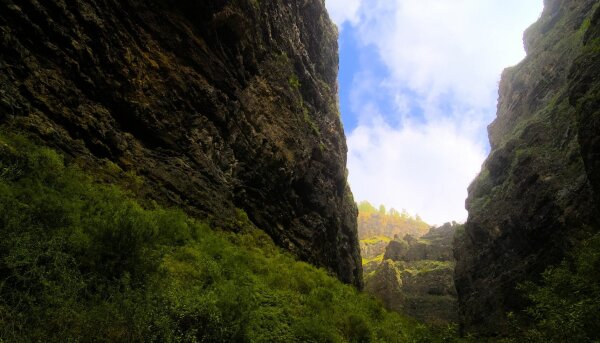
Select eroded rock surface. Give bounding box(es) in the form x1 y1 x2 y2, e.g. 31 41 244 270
455 0 600 334
0 0 361 287
366 224 459 325
385 223 455 262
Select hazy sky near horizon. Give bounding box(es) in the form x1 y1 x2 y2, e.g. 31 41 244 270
325 0 544 225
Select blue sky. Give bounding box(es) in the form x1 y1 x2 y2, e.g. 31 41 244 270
325 0 544 225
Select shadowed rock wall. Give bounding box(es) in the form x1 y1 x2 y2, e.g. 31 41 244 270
455 0 600 334
0 0 362 287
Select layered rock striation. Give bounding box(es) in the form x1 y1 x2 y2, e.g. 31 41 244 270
455 0 600 334
0 0 361 286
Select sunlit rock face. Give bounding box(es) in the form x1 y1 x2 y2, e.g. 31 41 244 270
360 239 389 261
357 205 431 275
0 0 362 287
455 0 600 335
366 223 459 325
384 223 455 262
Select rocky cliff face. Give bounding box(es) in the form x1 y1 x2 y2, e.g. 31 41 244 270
0 0 361 287
384 223 455 262
360 237 389 260
455 0 600 334
365 224 459 325
360 237 389 275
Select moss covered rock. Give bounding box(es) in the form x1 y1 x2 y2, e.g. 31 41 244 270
455 0 600 335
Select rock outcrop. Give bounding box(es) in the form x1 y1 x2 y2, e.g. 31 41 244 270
455 0 600 335
360 237 389 275
366 224 459 325
360 237 389 260
0 0 361 287
384 222 455 262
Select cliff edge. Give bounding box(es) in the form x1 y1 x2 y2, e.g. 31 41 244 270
455 0 600 334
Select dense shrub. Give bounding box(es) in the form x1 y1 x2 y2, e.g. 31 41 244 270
508 233 600 343
0 133 461 342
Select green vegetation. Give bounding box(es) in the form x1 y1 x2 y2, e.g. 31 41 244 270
303 107 321 136
280 55 320 137
357 201 430 240
504 233 600 343
362 254 385 266
397 261 454 276
288 74 301 90
0 133 461 342
361 236 392 245
580 17 591 34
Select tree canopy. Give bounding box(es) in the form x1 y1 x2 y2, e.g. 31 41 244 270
357 201 430 240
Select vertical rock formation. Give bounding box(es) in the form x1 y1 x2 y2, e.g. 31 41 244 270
0 0 362 287
455 0 600 335
357 204 431 275
366 223 459 325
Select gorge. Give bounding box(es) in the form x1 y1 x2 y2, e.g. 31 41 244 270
0 0 599 341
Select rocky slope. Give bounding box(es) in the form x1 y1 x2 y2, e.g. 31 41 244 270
0 0 361 287
455 0 600 335
366 223 459 325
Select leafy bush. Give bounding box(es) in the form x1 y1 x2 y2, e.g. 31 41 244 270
0 133 462 342
505 233 600 343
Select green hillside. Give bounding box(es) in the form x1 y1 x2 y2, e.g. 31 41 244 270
357 202 430 240
0 133 462 342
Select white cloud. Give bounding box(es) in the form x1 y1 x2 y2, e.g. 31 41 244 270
347 122 486 225
333 0 543 224
346 106 487 225
325 0 363 28
355 0 543 108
